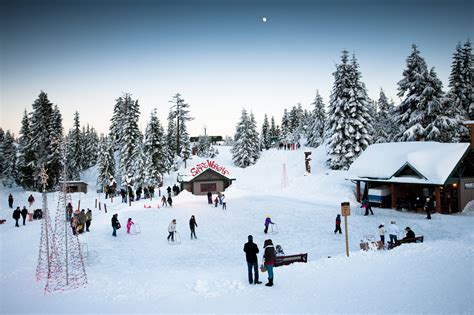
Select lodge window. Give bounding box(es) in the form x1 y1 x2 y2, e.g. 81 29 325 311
200 183 216 192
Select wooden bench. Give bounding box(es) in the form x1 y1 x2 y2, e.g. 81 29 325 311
389 236 424 249
274 253 308 267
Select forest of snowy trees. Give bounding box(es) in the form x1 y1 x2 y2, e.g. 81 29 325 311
0 40 472 190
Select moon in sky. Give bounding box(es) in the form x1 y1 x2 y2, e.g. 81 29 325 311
262 17 267 23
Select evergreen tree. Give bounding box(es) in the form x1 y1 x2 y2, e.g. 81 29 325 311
396 45 466 141
166 109 177 159
17 110 35 188
143 109 168 186
48 104 63 186
169 93 193 156
260 114 271 150
270 116 277 140
373 88 397 143
87 126 99 167
449 40 473 119
2 131 17 187
132 136 145 187
0 128 4 176
109 96 125 147
67 111 82 180
232 109 260 168
119 94 141 181
97 135 116 190
307 90 326 147
327 51 373 170
280 109 290 141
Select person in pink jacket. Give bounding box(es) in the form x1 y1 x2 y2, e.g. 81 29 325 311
127 218 134 234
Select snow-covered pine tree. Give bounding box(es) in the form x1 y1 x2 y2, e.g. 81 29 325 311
0 128 4 178
260 114 271 150
87 126 99 167
232 109 260 167
48 104 63 188
280 109 290 141
249 112 260 161
424 68 468 142
306 90 326 147
67 111 82 180
143 109 167 186
119 94 141 181
373 88 397 143
29 91 63 190
2 131 17 187
169 93 193 156
327 51 373 170
96 135 116 190
166 109 177 158
132 134 145 188
109 96 125 147
17 110 35 189
449 40 473 119
270 116 277 140
197 135 211 157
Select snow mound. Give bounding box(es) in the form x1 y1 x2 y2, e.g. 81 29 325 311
462 200 474 215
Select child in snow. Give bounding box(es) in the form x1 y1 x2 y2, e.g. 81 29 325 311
334 214 342 234
378 224 385 245
167 219 177 242
161 195 168 207
275 245 285 256
264 216 274 234
127 218 134 234
189 215 197 239
214 196 219 207
221 194 226 210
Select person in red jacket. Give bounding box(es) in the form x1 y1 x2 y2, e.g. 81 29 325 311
334 214 342 234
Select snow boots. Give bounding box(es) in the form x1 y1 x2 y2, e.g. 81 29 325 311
265 278 273 287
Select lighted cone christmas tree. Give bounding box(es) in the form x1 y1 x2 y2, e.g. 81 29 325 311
48 162 88 291
36 164 60 284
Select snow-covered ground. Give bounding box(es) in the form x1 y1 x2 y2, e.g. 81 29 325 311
1 146 473 314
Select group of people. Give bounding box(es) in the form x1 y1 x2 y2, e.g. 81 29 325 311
70 208 92 235
378 221 416 246
9 193 35 227
207 191 227 210
119 185 157 203
244 236 278 287
277 142 301 150
111 214 138 236
161 195 173 207
166 215 198 242
167 184 180 196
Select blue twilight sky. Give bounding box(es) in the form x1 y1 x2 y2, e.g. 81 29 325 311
0 0 472 138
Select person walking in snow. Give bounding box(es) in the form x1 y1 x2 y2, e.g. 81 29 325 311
207 191 212 204
8 193 13 208
71 216 78 235
85 209 92 232
78 209 86 233
263 239 276 287
388 221 399 247
167 195 173 207
264 216 274 234
189 215 198 239
378 224 385 245
27 194 35 207
120 189 127 203
111 214 119 237
362 199 374 216
167 219 177 242
66 203 73 221
243 235 262 285
214 196 219 208
12 207 21 227
221 194 226 210
21 206 28 226
161 195 168 207
424 197 432 220
127 218 134 234
167 186 172 197
334 214 342 234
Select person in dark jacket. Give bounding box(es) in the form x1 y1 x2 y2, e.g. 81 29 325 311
8 194 13 208
189 215 198 239
21 206 28 226
334 214 342 234
12 207 21 227
263 239 276 287
425 198 432 220
167 195 173 207
363 199 374 216
243 235 262 285
28 194 35 207
111 214 119 237
207 191 212 204
167 186 172 197
85 209 92 232
403 227 416 241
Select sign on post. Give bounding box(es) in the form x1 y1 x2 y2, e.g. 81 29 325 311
341 202 350 257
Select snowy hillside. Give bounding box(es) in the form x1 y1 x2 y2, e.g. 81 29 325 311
1 146 473 314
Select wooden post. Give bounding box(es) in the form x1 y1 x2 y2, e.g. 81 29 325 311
98 202 101 211
391 184 397 209
356 181 361 202
104 204 107 213
435 186 441 213
95 199 97 209
77 200 80 211
341 202 351 257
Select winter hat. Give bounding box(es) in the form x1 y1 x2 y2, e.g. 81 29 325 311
248 235 253 242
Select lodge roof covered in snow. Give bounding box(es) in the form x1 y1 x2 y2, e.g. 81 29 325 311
346 142 470 185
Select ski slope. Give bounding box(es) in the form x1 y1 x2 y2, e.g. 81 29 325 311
1 146 473 314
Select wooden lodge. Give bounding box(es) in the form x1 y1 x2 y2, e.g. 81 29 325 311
60 181 88 194
347 141 473 214
179 168 235 195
